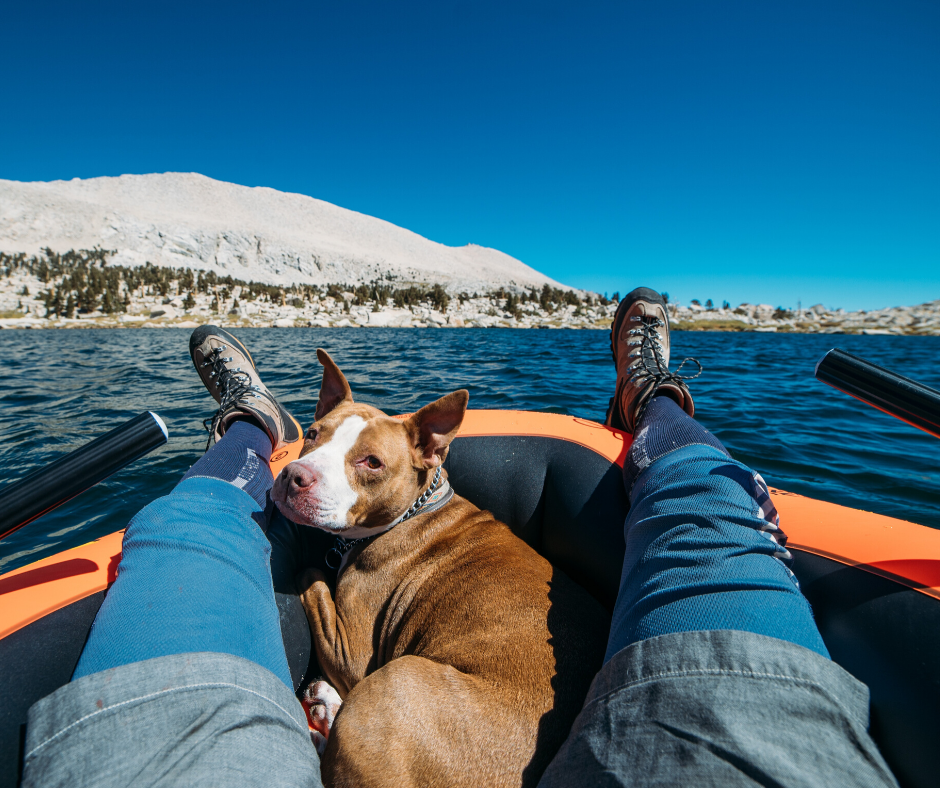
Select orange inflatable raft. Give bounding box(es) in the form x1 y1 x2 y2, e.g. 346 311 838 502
1 411 938 788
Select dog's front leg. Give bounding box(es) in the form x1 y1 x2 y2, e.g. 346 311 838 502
297 567 353 695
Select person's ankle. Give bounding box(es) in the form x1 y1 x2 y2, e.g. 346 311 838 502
224 414 275 452
623 396 729 490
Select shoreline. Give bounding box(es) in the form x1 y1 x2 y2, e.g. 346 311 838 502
3 299 938 335
2 313 939 335
1 250 937 335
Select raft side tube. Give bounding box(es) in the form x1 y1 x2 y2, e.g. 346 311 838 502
1 411 938 788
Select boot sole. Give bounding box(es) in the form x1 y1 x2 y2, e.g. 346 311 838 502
609 287 667 362
189 325 257 371
190 325 302 449
606 287 668 431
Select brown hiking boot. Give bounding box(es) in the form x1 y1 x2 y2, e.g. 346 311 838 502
604 288 700 433
189 325 302 452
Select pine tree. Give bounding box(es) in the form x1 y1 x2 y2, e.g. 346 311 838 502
540 284 554 312
183 292 196 311
66 293 76 318
504 293 521 319
50 287 64 317
79 286 97 313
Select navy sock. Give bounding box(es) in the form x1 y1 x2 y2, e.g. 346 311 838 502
179 420 274 512
624 395 730 489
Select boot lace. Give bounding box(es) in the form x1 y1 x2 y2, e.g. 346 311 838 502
628 315 702 424
201 345 259 449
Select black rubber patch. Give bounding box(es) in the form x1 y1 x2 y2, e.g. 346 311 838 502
793 549 940 788
0 592 103 788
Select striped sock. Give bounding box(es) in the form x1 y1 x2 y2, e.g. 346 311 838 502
624 395 730 488
179 420 274 510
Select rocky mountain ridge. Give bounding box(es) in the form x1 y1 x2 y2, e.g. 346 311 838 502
0 173 568 293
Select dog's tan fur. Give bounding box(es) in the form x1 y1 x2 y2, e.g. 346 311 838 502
276 350 609 788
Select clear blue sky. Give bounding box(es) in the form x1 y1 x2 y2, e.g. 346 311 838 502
1 1 937 310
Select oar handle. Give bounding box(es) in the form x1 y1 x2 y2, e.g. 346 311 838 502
0 411 169 540
815 348 940 439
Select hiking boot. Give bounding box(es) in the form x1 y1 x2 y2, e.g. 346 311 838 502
189 325 302 452
604 288 700 433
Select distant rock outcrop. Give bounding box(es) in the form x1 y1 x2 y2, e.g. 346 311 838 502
0 173 569 292
667 300 940 335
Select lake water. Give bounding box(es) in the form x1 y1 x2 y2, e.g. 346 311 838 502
1 327 939 574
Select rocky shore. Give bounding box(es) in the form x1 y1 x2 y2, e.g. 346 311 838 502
667 300 940 336
0 277 616 330
0 255 937 334
0 255 616 331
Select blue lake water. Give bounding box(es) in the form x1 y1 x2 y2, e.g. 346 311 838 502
1 328 939 574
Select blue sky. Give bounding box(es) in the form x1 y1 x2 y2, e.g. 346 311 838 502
1 0 937 310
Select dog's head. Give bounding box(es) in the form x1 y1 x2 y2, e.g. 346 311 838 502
271 349 468 538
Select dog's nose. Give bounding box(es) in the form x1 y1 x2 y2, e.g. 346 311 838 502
284 462 316 492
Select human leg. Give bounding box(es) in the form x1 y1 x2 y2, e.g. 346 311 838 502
72 421 292 684
603 287 826 660
73 326 303 687
537 289 897 788
26 327 319 788
606 394 829 661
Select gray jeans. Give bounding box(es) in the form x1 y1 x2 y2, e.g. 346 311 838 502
23 630 896 787
538 629 898 788
22 651 321 788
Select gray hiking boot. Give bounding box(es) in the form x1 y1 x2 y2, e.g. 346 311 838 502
604 288 700 433
189 325 302 452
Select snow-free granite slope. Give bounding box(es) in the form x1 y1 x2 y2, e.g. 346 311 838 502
0 173 568 291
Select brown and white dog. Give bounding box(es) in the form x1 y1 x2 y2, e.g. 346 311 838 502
271 349 609 788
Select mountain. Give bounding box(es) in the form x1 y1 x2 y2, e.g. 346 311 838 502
0 173 569 291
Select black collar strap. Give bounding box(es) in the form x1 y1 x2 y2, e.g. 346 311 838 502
324 467 452 570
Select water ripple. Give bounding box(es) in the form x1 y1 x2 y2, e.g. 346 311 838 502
1 327 938 572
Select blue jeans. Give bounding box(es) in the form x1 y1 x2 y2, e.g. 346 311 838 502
73 476 292 688
606 442 829 662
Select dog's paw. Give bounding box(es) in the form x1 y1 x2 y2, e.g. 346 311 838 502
310 729 328 755
303 679 343 755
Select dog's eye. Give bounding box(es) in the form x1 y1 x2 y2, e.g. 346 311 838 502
306 427 319 442
365 456 382 470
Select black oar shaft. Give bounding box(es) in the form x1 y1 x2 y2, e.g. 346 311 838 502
0 411 169 540
815 348 940 439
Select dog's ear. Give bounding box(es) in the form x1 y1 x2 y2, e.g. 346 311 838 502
315 349 353 420
406 390 469 469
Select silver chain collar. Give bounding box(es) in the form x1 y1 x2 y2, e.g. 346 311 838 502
324 466 445 570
